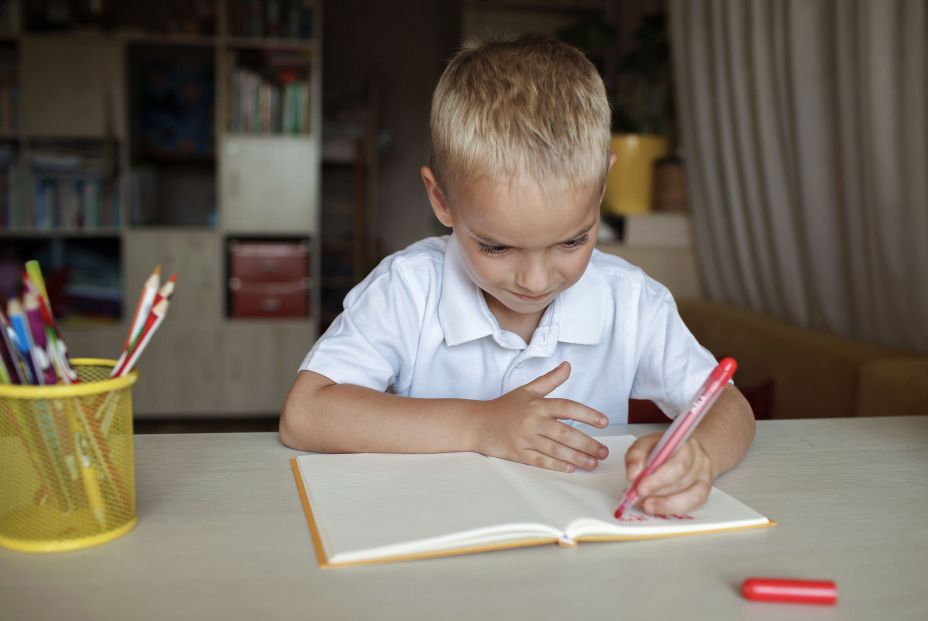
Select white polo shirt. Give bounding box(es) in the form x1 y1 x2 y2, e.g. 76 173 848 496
300 234 718 424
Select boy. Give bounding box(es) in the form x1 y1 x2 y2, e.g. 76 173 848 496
280 35 755 515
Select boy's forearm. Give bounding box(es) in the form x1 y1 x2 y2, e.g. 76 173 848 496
280 379 484 454
690 385 756 478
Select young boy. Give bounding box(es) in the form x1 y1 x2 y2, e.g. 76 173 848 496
280 35 755 516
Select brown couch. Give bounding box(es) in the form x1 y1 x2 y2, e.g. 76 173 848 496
675 299 928 419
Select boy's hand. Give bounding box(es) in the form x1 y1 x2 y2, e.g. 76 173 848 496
475 361 610 473
624 432 718 515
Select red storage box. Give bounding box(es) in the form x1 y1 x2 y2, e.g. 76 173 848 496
228 240 311 319
229 280 310 318
228 241 309 283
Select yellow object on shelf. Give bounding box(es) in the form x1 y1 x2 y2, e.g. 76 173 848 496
602 134 669 216
0 359 138 553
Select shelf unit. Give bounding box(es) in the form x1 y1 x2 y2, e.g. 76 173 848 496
0 0 322 417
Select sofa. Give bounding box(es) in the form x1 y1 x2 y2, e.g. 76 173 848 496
673 299 928 419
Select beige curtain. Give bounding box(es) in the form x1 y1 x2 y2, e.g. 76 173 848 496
669 0 928 353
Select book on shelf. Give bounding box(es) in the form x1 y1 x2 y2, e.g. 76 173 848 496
291 435 774 568
228 51 311 134
29 147 120 230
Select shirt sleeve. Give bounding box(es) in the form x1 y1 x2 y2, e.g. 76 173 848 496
629 278 720 418
299 256 427 392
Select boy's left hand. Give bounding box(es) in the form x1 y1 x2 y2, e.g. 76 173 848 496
623 432 718 515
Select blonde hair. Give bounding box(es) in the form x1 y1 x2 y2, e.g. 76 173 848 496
430 34 611 195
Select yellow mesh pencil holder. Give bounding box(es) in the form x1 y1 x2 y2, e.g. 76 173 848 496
0 359 139 552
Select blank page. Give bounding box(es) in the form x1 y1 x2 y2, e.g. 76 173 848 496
296 451 556 564
489 436 636 529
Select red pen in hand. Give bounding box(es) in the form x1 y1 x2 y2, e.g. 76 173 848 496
614 357 738 519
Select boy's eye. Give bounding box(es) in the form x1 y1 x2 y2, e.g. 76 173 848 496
561 233 590 249
477 243 508 256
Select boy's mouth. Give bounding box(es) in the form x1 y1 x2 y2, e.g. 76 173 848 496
509 290 553 302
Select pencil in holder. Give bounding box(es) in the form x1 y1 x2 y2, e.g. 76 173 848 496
0 359 139 552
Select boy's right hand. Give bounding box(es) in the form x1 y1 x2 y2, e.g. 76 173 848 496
474 361 610 473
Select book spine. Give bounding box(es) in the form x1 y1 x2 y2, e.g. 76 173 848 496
82 178 96 229
60 177 73 228
232 67 241 132
9 164 22 227
272 86 280 134
250 73 259 133
301 83 310 134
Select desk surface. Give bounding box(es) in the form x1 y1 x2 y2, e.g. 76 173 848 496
2 417 926 620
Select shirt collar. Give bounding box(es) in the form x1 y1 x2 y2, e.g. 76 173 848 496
555 253 607 345
438 234 608 347
438 234 496 346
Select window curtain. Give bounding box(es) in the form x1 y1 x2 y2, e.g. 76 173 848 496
668 0 928 353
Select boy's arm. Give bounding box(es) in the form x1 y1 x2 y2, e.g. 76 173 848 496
690 385 756 477
279 370 484 454
624 385 755 515
279 363 612 472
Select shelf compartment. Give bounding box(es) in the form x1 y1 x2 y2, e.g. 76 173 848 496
225 47 312 135
0 235 122 321
27 138 122 230
128 43 217 227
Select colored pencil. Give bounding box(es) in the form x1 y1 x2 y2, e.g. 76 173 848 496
113 266 160 378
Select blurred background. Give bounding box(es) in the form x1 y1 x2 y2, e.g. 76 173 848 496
0 0 924 431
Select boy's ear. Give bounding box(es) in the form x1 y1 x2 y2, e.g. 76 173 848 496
420 166 454 228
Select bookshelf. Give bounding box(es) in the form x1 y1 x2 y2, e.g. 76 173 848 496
0 0 322 417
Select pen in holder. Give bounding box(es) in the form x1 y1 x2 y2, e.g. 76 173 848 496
0 359 138 553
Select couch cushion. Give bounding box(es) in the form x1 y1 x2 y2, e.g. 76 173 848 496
857 359 928 417
676 299 918 419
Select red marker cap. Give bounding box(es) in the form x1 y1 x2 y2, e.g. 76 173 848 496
741 578 837 605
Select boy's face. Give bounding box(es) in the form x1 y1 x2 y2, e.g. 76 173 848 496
422 167 602 319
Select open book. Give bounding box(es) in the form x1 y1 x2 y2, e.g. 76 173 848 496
290 435 773 568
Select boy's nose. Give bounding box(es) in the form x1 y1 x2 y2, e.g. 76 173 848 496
515 259 550 294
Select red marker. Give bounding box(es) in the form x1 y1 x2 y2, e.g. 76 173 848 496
614 357 738 518
741 578 837 605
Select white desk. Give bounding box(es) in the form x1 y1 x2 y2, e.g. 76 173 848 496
2 417 926 620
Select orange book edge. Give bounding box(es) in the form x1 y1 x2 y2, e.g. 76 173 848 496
290 457 777 569
575 519 777 544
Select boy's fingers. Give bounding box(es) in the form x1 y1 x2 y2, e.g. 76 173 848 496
519 449 575 474
636 449 694 495
640 480 711 516
521 361 571 397
624 434 660 481
537 436 601 470
547 398 609 428
540 420 609 462
638 464 699 498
